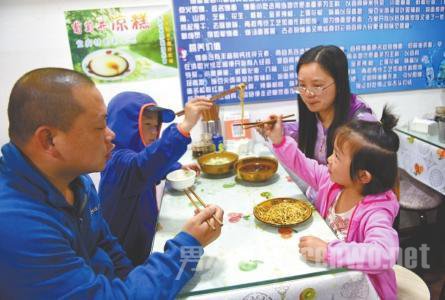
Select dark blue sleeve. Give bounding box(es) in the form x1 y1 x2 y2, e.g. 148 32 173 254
154 162 183 186
96 217 134 279
0 207 202 300
83 176 134 279
103 124 191 197
135 232 203 299
163 162 182 178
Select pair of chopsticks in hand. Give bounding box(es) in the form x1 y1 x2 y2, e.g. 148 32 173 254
234 114 296 129
184 188 223 231
175 83 246 117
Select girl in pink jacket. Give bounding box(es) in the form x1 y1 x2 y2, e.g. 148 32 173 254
264 107 400 300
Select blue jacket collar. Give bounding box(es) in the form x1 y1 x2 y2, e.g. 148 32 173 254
1 142 86 210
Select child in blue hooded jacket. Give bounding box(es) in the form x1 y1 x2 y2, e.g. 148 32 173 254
99 92 212 265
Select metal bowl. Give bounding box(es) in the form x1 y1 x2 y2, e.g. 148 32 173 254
235 156 278 182
253 198 313 227
198 151 239 175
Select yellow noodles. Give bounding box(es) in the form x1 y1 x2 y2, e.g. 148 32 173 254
238 83 246 125
254 201 311 225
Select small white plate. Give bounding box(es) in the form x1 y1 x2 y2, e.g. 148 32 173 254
81 49 135 81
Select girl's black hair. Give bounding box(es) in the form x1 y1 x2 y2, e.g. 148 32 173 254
297 45 351 159
336 106 400 195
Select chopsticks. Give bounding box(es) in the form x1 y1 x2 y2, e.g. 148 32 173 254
175 83 246 117
183 188 223 230
235 114 296 129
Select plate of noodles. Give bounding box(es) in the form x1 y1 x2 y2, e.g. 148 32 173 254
253 198 312 227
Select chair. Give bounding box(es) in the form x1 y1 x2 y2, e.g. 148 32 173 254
394 169 444 280
394 169 443 234
394 264 430 300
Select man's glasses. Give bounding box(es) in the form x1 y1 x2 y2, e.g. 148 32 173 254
293 81 335 97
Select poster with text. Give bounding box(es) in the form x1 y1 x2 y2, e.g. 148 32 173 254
172 0 445 105
65 6 178 83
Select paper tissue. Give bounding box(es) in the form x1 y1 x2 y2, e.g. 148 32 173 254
409 117 438 135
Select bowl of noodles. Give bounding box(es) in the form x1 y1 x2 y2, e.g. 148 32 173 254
198 151 239 175
253 198 312 227
235 156 278 182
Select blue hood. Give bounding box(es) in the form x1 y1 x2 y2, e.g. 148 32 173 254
107 91 175 152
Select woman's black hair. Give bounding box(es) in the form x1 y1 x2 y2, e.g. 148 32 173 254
297 45 351 159
336 106 400 195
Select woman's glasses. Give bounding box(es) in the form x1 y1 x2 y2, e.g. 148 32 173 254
293 81 335 97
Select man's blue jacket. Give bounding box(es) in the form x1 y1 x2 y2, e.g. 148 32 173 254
99 92 190 265
0 143 201 299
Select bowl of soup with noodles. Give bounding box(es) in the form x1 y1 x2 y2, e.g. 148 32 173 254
198 151 239 175
253 198 312 227
235 156 278 182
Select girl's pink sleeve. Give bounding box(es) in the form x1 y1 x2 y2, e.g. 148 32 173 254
272 136 330 191
325 210 399 274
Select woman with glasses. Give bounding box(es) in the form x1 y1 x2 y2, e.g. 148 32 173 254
282 45 375 201
99 91 212 265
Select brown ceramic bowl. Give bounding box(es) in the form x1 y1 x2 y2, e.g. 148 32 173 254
198 151 239 175
235 156 278 182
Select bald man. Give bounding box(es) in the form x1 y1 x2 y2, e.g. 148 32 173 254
0 68 223 299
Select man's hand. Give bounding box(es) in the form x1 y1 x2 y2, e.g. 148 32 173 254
182 205 224 247
178 97 213 133
298 236 328 263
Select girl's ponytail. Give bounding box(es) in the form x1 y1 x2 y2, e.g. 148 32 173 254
380 105 400 152
380 105 399 132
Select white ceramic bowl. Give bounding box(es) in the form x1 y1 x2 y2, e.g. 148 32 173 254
166 169 196 191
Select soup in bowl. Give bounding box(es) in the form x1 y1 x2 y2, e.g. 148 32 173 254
235 156 278 182
198 151 238 175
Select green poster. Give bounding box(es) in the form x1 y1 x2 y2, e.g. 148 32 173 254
65 6 177 83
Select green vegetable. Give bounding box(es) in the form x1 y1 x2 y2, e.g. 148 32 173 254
238 260 263 271
260 191 272 199
223 182 236 188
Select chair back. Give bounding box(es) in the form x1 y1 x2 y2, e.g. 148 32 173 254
394 264 430 300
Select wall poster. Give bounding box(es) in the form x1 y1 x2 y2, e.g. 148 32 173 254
65 5 178 83
172 0 445 105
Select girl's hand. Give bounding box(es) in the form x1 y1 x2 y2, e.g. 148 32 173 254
263 115 283 145
298 236 328 263
182 163 201 176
